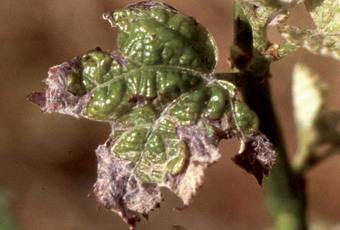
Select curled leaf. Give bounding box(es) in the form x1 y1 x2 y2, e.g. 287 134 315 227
28 1 276 228
232 131 276 185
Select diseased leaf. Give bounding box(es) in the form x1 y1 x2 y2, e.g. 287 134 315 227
232 131 276 184
305 0 340 33
279 0 340 60
237 1 290 54
236 0 301 62
27 1 276 228
280 25 340 60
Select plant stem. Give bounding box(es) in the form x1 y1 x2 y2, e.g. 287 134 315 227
296 147 340 174
214 73 244 87
232 2 307 229
242 77 307 230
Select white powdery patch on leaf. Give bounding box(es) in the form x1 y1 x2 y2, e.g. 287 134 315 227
94 143 162 228
26 61 93 118
92 120 222 228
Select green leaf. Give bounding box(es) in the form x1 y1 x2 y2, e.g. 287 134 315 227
27 2 276 228
103 2 218 72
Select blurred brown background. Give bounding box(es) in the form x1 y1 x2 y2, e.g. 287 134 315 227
1 0 340 229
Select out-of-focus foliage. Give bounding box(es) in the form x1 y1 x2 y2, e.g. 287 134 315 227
0 191 20 230
293 62 328 133
293 62 340 172
292 62 327 169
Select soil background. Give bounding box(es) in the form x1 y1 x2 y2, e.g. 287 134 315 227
1 1 340 229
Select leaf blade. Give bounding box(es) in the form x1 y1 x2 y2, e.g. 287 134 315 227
28 2 277 228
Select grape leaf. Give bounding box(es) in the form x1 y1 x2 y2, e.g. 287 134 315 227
305 0 340 33
236 0 291 54
235 0 301 62
27 1 276 228
279 25 340 60
279 0 340 60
